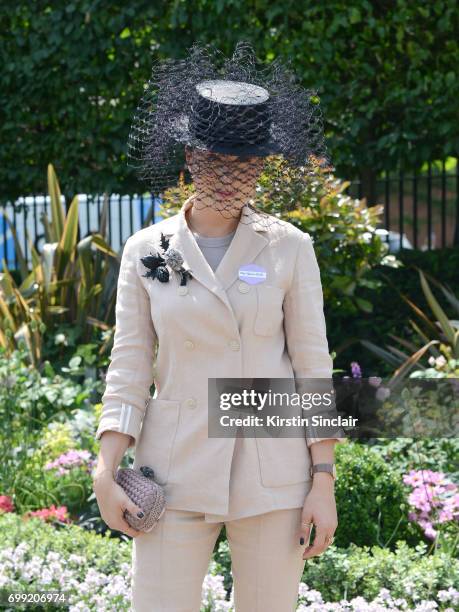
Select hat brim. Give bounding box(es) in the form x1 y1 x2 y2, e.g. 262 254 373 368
170 114 283 158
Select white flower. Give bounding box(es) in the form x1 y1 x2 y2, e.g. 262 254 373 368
55 333 68 346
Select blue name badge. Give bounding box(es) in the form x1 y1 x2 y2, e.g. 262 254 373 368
238 264 267 285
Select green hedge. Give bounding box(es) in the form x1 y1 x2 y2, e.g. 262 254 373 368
3 2 458 198
334 442 420 549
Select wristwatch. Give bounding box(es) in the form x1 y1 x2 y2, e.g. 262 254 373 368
309 463 336 481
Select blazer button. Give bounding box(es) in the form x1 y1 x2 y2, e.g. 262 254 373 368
178 286 188 296
184 339 195 350
229 339 240 351
238 281 250 293
186 397 197 409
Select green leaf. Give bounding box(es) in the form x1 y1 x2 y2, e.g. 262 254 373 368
419 270 456 350
349 8 361 24
58 195 79 265
47 164 65 242
355 297 373 313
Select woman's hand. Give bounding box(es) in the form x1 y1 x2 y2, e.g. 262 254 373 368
299 473 338 559
93 470 145 539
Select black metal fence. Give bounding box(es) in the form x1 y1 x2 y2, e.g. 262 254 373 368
0 194 157 271
348 160 459 251
1 161 458 270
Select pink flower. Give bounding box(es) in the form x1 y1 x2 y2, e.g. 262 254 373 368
403 469 459 540
0 495 14 513
423 522 437 539
28 504 70 524
45 449 95 476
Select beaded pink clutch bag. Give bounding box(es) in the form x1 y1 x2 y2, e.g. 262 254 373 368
115 465 166 532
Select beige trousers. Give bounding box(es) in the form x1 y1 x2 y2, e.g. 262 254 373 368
131 507 306 611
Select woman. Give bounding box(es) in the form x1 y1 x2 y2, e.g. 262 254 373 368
93 41 344 611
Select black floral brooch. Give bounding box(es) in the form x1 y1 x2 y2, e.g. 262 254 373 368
140 233 193 286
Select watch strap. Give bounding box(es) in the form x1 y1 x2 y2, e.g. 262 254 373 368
309 463 336 480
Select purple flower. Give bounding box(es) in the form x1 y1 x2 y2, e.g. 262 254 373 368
350 361 362 378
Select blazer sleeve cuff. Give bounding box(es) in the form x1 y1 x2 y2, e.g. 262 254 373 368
95 402 144 448
305 418 347 447
306 435 347 447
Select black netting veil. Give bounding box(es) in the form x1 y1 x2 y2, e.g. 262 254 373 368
127 40 332 226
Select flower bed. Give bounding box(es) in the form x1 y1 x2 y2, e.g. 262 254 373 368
0 514 457 611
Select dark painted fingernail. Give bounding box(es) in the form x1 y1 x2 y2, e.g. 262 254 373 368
300 537 304 545
137 512 144 518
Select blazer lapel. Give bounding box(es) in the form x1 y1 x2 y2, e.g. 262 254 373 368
158 194 269 313
214 207 269 291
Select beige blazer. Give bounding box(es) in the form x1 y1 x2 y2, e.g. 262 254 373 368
95 195 339 514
